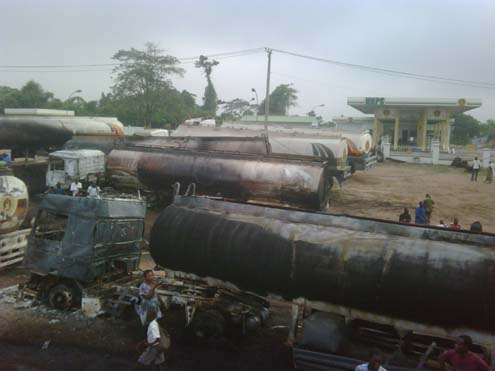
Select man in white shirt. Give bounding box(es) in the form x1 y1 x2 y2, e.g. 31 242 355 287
138 309 165 370
87 182 101 198
69 179 82 196
471 157 481 182
355 349 388 371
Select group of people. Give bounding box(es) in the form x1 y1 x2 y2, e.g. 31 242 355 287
358 335 491 371
471 157 495 183
48 180 101 198
399 194 483 232
399 194 435 225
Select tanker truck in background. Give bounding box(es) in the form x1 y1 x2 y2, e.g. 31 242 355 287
0 167 30 268
149 193 495 371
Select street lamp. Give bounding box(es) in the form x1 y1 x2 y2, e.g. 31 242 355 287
310 104 325 112
251 88 259 122
68 89 82 100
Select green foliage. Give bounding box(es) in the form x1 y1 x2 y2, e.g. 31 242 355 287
218 98 252 120
111 42 185 128
18 80 55 107
451 113 480 145
195 55 219 116
258 84 298 115
0 86 21 112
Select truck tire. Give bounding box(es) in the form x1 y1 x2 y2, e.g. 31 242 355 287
48 283 76 310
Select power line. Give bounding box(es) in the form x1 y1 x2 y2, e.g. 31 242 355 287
0 45 492 90
0 48 265 69
271 48 495 89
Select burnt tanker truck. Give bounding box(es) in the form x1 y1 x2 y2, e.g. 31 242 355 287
149 195 495 369
107 146 331 211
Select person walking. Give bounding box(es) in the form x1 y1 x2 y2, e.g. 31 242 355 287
137 309 166 371
415 202 427 225
423 194 435 224
485 161 494 184
471 157 481 182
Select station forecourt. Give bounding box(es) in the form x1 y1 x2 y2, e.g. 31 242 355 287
346 97 482 151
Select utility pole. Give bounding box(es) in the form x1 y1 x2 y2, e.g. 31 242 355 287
264 48 272 133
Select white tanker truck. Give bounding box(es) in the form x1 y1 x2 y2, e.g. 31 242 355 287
0 168 30 268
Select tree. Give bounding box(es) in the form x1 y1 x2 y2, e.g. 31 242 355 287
195 55 219 116
219 98 252 120
451 113 480 145
258 84 298 115
18 80 55 108
0 86 21 112
111 42 185 128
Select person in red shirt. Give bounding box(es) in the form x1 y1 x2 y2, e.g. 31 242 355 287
439 335 491 371
449 218 462 230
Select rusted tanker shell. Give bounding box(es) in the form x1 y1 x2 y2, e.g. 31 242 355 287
150 197 495 332
0 116 123 150
106 150 145 189
131 136 271 155
107 149 330 210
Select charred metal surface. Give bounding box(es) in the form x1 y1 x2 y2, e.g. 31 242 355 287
63 135 127 154
0 117 72 149
150 196 495 333
24 195 146 283
130 136 271 155
10 161 47 195
107 148 331 210
0 116 122 155
63 135 271 156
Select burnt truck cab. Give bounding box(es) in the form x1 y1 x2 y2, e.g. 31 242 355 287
23 194 146 309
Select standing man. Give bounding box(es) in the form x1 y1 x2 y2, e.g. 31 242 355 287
69 179 82 196
439 335 491 371
471 157 481 182
137 309 165 370
423 194 435 224
355 349 388 371
415 202 427 225
87 182 101 198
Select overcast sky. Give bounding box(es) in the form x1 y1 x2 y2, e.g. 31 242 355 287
1 0 494 121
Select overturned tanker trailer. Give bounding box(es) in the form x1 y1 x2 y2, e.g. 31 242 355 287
107 148 331 210
150 195 495 369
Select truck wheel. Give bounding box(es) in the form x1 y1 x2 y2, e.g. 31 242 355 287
48 283 75 310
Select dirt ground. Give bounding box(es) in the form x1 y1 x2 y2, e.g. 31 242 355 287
0 253 293 371
331 161 495 233
1 160 493 370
